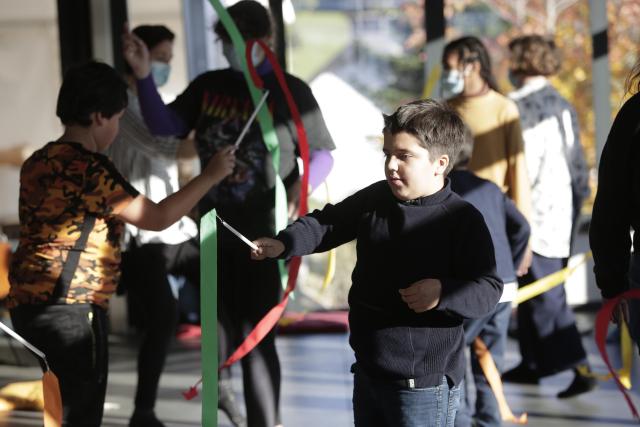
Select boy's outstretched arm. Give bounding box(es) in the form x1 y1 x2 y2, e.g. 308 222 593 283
252 183 376 260
118 147 235 231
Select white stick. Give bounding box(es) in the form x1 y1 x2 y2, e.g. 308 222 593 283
234 90 270 150
216 214 259 250
0 321 48 365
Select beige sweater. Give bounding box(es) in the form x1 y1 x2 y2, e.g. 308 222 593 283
449 90 532 219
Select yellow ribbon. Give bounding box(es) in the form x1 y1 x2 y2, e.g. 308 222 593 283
577 318 633 389
320 181 336 292
515 251 633 388
515 252 591 305
422 64 442 99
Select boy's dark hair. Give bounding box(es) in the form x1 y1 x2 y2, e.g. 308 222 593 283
452 124 475 170
214 0 273 42
508 35 560 77
383 99 466 175
56 62 128 127
132 25 175 50
443 36 499 93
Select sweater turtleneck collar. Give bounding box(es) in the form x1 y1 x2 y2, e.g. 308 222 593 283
397 178 452 207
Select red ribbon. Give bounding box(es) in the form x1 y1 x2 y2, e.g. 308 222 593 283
218 39 310 371
594 288 640 419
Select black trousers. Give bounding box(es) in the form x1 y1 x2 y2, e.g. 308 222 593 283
218 226 282 427
120 238 199 412
10 304 109 427
517 252 587 376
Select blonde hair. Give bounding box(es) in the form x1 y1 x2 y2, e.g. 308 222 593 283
625 57 640 95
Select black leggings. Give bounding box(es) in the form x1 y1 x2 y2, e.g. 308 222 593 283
10 304 109 427
218 227 282 427
121 239 200 412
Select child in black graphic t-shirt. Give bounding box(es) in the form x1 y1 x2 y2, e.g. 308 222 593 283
123 2 335 426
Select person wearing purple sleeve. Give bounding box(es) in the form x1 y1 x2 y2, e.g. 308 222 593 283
123 2 335 426
252 99 502 427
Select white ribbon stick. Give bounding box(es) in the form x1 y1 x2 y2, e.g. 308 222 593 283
234 90 270 150
0 321 48 368
216 214 259 250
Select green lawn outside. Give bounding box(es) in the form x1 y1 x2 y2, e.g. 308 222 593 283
286 11 353 81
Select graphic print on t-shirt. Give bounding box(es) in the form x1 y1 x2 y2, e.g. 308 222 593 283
196 91 270 206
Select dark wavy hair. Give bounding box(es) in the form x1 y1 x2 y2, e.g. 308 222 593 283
383 99 466 175
133 25 175 50
443 36 499 93
56 62 128 126
214 0 273 42
508 35 560 77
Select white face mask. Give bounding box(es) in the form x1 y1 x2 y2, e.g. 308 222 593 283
150 61 171 87
222 42 266 71
441 69 464 99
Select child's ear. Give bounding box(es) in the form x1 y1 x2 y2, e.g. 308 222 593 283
436 154 449 175
91 112 106 126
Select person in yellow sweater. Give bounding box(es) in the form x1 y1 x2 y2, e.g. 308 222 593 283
442 37 531 217
442 36 532 277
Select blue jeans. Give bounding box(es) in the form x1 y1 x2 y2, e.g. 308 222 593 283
352 364 461 427
454 302 511 427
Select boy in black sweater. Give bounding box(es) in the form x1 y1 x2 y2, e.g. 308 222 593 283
252 99 502 427
450 127 530 427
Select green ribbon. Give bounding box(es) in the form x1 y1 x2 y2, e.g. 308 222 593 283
202 2 289 425
200 211 218 426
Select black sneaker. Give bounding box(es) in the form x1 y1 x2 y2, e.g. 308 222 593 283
129 410 165 427
502 363 540 384
557 372 598 398
219 380 247 427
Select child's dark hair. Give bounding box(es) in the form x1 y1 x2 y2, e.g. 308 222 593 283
383 99 466 175
56 62 128 126
443 36 499 93
452 124 475 170
508 35 560 77
124 25 175 75
214 0 273 42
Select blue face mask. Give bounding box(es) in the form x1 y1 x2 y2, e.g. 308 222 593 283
441 69 464 99
150 61 171 87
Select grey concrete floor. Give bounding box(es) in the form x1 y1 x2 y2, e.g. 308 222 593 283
0 310 637 426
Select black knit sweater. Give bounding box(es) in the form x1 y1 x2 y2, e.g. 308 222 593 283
277 179 502 386
590 92 640 298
